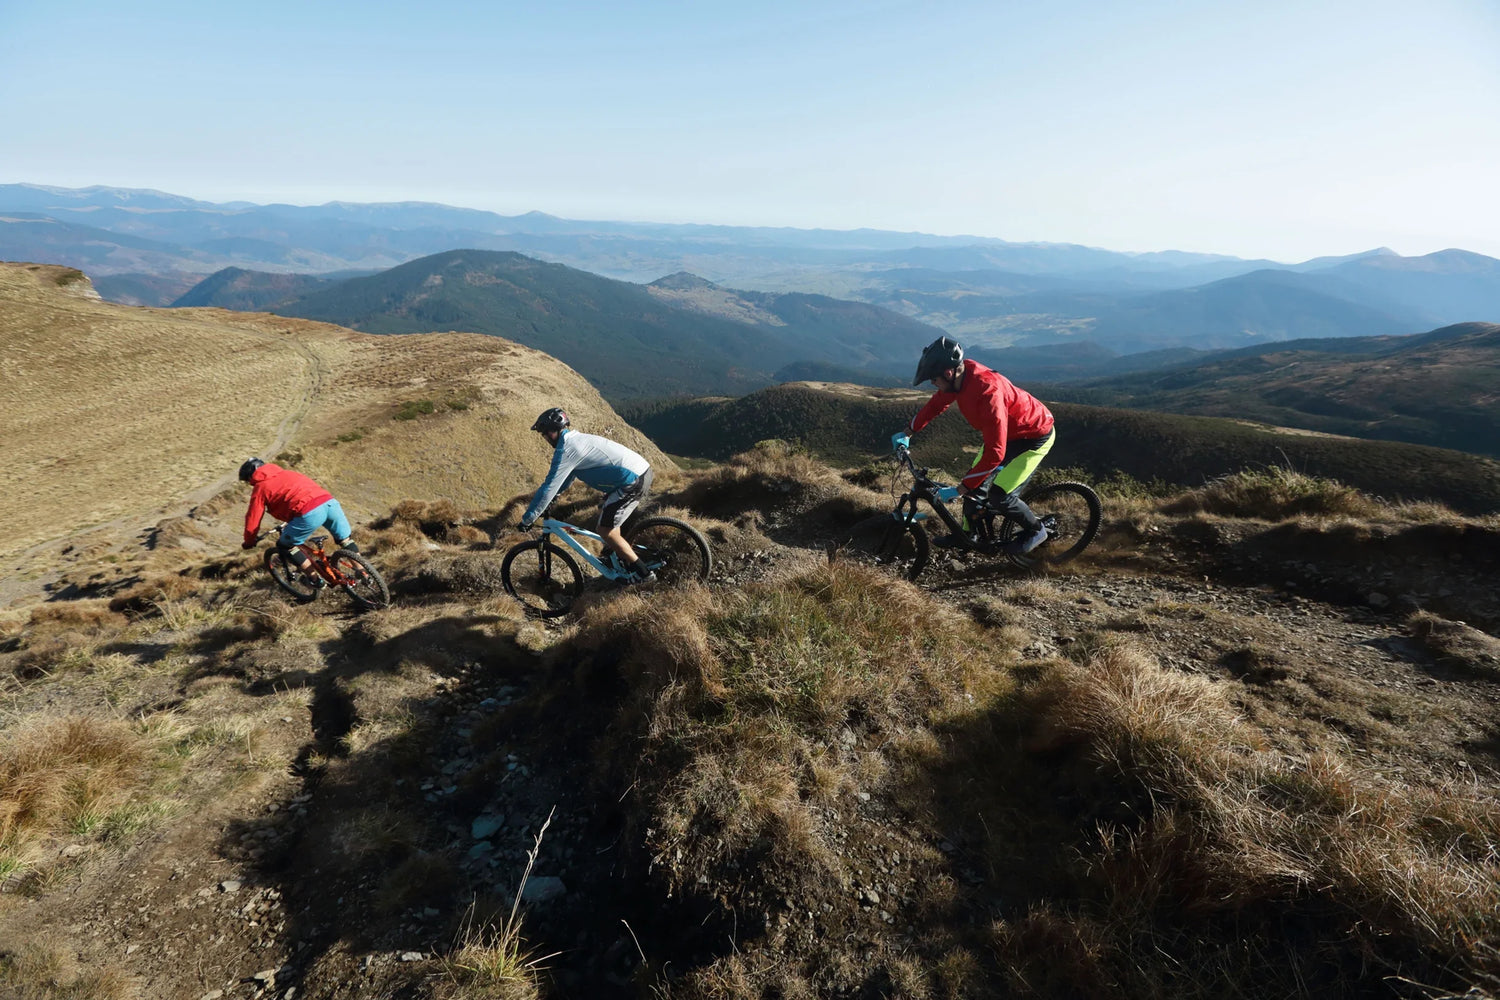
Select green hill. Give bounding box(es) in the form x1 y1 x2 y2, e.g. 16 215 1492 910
1037 322 1500 458
267 250 940 400
171 266 339 310
623 382 1500 514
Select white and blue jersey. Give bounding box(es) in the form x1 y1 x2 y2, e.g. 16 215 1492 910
523 430 651 526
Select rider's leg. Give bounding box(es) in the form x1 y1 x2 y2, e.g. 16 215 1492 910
321 499 358 552
598 470 652 579
988 432 1056 553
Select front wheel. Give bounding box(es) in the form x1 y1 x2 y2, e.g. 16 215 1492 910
1002 482 1102 567
624 516 712 586
265 547 320 602
501 539 584 617
842 513 930 581
330 550 391 610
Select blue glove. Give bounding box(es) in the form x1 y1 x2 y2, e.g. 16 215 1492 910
890 431 911 451
935 485 960 503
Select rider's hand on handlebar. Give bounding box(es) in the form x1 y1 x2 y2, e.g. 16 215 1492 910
890 430 911 452
242 535 259 550
517 519 535 532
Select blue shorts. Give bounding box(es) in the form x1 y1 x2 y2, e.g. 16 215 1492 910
279 499 353 548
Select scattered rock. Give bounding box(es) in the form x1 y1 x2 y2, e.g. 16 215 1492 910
218 880 242 894
471 813 505 840
520 876 567 903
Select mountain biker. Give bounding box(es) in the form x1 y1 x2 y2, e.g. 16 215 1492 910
893 336 1055 554
519 407 657 583
240 458 359 587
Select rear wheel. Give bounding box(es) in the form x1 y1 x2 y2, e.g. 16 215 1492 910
330 550 391 610
501 539 584 617
624 516 712 586
842 514 930 581
265 548 319 602
1000 482 1102 567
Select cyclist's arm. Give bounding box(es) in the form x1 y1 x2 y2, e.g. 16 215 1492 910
243 487 267 545
522 443 578 526
908 389 956 435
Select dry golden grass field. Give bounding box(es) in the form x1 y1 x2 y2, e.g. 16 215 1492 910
0 261 669 606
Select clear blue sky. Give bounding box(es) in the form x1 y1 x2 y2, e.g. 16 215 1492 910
3 0 1497 261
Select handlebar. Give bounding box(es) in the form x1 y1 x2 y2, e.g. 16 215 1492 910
892 445 959 502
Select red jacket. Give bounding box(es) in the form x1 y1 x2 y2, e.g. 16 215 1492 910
244 463 334 544
909 359 1054 489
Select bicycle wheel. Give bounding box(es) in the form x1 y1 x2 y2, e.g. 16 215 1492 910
501 539 584 617
1001 482 1102 567
624 516 712 586
265 548 320 602
842 514 930 581
330 550 391 611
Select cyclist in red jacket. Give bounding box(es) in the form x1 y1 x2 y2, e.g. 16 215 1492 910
894 337 1056 554
240 458 358 585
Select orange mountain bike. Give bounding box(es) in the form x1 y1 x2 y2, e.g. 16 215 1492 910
258 525 391 610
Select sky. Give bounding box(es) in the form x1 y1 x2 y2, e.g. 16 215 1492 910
2 0 1497 262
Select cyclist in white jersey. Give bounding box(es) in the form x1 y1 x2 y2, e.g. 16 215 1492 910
519 407 656 582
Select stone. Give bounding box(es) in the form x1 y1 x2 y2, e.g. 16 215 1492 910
218 880 242 893
470 814 505 840
520 876 567 903
400 951 424 962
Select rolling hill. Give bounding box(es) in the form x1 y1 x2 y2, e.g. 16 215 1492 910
623 381 1500 514
1035 322 1500 458
259 250 941 400
0 259 667 602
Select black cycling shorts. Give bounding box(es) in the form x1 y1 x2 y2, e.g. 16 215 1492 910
598 467 652 531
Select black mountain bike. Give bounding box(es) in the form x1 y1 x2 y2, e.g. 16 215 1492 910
842 445 1101 581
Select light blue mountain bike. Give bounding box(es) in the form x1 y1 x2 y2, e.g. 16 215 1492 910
500 514 712 617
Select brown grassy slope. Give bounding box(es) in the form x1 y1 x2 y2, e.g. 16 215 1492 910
0 263 312 552
0 260 671 605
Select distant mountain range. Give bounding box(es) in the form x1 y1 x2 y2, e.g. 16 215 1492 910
5 183 1498 359
232 250 941 400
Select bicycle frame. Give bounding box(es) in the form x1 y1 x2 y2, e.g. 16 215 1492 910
887 447 1020 553
537 518 631 581
274 528 357 587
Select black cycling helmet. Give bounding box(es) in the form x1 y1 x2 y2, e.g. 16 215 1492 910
914 336 965 386
530 407 571 434
238 458 265 482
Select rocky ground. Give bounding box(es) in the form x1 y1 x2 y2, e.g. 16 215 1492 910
3 483 1498 999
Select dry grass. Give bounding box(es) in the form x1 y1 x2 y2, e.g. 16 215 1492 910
0 714 166 875
982 642 1500 997
1409 611 1500 679
0 938 138 1000
568 563 1015 897
1163 466 1382 520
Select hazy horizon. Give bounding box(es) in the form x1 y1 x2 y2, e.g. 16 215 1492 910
3 0 1497 262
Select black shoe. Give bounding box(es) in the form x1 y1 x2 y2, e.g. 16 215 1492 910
1002 525 1049 556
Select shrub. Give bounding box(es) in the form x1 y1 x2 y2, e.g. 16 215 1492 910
394 399 437 421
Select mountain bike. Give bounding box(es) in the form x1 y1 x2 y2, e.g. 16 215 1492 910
501 514 712 618
842 445 1101 582
259 525 391 610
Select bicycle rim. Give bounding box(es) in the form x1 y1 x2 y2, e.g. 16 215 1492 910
265 548 319 601
331 550 391 610
501 540 583 617
625 516 712 585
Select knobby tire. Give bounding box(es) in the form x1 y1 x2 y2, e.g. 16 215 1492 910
265 548 320 602
501 539 584 617
331 549 391 610
1001 481 1102 567
624 516 713 586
